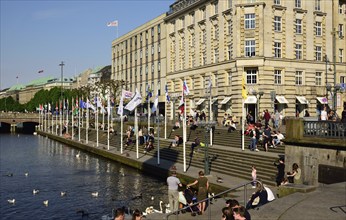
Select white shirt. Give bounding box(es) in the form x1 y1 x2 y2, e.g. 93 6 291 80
321 110 327 121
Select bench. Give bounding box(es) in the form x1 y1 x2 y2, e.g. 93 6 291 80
277 183 317 198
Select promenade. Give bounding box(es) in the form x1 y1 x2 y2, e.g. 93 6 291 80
37 122 346 220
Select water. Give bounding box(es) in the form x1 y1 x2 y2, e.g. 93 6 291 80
0 134 168 219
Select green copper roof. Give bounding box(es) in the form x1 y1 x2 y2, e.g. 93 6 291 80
8 84 25 91
91 66 106 74
26 76 55 87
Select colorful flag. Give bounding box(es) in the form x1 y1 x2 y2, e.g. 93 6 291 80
151 91 159 114
38 70 44 73
117 96 124 115
183 81 190 96
178 91 184 114
242 74 247 99
124 88 142 112
107 20 118 27
165 84 170 102
146 84 153 100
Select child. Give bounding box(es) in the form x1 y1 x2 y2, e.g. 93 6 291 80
251 166 257 188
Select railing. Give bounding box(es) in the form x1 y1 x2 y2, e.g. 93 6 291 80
303 120 345 138
165 180 256 220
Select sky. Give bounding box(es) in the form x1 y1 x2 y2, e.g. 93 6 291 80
0 0 174 90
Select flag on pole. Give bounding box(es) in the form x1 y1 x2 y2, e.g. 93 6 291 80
86 98 96 111
165 84 170 102
178 92 184 114
125 88 142 112
151 91 159 114
146 84 153 100
242 74 247 99
183 81 190 95
117 96 124 115
107 20 118 27
38 70 44 73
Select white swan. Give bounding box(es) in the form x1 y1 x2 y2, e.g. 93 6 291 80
43 200 49 206
7 199 15 204
33 189 39 195
165 203 171 214
143 206 154 216
153 201 163 213
91 192 98 197
25 172 29 177
60 191 66 196
76 152 81 158
151 196 154 200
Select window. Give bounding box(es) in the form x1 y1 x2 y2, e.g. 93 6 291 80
158 24 161 34
203 51 207 65
228 20 232 35
190 12 195 24
151 63 154 73
181 17 185 28
295 0 301 8
140 49 143 59
274 42 281 58
245 14 255 29
274 0 281 5
151 27 154 37
203 29 207 43
202 7 206 20
315 72 322 86
146 47 148 57
339 49 343 62
274 16 281 32
214 25 219 39
296 19 302 34
228 45 232 60
315 22 322 36
245 40 256 57
228 0 232 9
295 71 303 85
157 81 161 96
158 61 161 71
246 69 257 84
274 70 282 85
151 45 154 55
214 1 218 14
315 46 322 61
295 43 302 60
214 48 219 63
315 0 321 11
339 24 344 38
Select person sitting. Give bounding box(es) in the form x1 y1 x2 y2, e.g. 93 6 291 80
169 135 180 148
225 199 251 220
246 181 268 210
172 121 180 131
190 137 201 156
144 140 154 152
271 130 285 147
287 163 302 184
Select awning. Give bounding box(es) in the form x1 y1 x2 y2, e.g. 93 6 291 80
316 97 328 104
276 96 289 104
244 96 257 104
211 98 218 104
296 96 308 104
221 97 232 104
195 98 205 106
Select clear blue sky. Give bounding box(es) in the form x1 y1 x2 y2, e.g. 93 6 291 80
0 0 174 90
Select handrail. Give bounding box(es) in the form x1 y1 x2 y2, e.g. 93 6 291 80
165 180 258 220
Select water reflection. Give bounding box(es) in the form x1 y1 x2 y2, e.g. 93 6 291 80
0 134 168 220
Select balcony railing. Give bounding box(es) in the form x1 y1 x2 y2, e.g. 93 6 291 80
303 120 345 138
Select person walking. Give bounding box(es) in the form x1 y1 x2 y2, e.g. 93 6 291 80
187 171 209 215
274 157 285 186
167 171 182 213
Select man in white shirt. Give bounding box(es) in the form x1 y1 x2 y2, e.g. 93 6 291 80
167 171 182 213
320 106 328 121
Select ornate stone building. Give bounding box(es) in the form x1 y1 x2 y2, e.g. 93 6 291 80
112 0 346 122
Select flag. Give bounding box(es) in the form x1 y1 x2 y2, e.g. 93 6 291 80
146 84 153 100
207 77 212 93
48 103 51 112
178 92 184 114
151 91 159 114
242 74 247 99
117 96 124 115
183 81 190 95
95 95 105 113
125 88 142 112
107 20 118 27
80 99 86 109
86 98 96 111
122 90 133 99
38 70 44 73
165 84 170 102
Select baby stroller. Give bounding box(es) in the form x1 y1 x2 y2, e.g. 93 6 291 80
179 188 199 216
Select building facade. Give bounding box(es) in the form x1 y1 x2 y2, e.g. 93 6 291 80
112 0 346 122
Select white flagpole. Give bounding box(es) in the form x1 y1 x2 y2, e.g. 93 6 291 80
55 107 58 135
183 97 187 172
157 108 160 165
78 103 81 142
210 92 213 146
242 100 245 151
51 108 53 133
164 101 167 139
60 102 62 136
81 102 84 128
86 101 89 144
102 108 105 130
44 107 46 132
66 101 69 135
72 104 74 140
148 100 150 131
121 110 123 154
135 107 139 159
107 95 110 150
96 108 99 147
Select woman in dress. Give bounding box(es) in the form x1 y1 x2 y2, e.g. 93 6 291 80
187 171 209 214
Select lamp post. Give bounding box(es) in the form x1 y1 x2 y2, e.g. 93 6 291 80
59 61 65 100
326 84 341 110
156 114 164 165
197 120 216 175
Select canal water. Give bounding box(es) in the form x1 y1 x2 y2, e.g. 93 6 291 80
0 134 168 219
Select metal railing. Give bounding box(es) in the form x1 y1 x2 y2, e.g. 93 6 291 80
165 180 256 220
303 121 345 138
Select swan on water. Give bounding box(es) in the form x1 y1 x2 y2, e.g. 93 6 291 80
152 201 163 213
75 152 81 158
7 199 15 204
91 192 99 197
151 196 154 200
142 206 154 216
33 189 39 195
43 200 49 206
25 172 29 177
60 191 66 196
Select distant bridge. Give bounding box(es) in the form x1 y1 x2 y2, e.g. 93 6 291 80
0 112 39 124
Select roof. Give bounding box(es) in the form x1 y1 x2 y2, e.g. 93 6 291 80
8 84 25 91
91 66 106 75
26 76 55 87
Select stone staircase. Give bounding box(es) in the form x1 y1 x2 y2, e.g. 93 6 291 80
71 123 284 186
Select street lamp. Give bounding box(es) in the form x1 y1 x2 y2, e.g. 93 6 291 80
252 90 264 121
326 83 341 110
59 61 65 101
196 120 216 175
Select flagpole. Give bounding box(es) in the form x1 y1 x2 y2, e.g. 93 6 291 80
66 100 69 135
107 94 110 150
164 101 167 139
78 101 81 142
102 108 105 130
209 89 213 146
72 101 74 140
96 108 99 147
51 107 53 133
148 101 150 131
55 105 58 135
157 107 160 165
86 100 89 144
121 109 123 154
242 99 245 151
38 106 40 131
60 100 62 136
81 98 84 129
135 107 139 159
183 96 187 172
44 106 46 132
